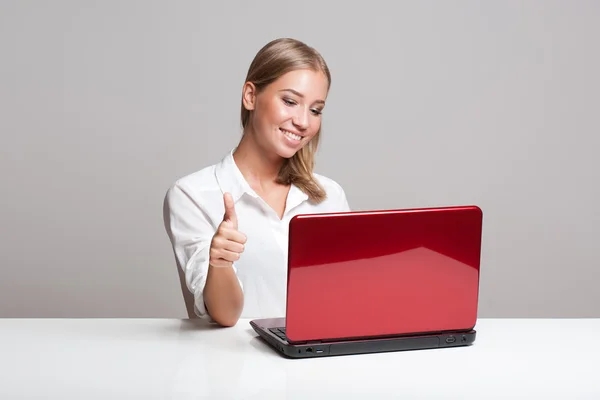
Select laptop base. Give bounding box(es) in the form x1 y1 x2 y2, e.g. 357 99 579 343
250 318 476 359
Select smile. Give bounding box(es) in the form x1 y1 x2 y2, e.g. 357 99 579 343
280 128 303 141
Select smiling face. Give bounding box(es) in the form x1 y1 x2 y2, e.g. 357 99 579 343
242 68 329 160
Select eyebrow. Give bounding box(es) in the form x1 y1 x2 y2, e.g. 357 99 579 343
280 89 325 105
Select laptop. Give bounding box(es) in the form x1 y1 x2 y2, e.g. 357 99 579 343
250 205 483 358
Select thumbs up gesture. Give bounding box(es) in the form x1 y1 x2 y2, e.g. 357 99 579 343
209 193 247 268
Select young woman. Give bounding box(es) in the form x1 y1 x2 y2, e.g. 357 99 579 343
164 38 350 326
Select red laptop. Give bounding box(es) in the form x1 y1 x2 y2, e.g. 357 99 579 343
250 205 483 358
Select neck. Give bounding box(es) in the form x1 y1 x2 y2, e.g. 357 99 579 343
233 130 286 188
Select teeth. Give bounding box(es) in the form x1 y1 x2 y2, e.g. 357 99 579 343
282 129 302 141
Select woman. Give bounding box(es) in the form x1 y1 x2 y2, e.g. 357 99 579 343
163 38 350 326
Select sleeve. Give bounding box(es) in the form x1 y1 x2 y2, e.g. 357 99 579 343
162 183 242 320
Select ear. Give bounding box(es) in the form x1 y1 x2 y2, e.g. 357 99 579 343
242 82 257 111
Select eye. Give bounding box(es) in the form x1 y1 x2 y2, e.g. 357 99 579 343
311 108 323 116
282 98 296 106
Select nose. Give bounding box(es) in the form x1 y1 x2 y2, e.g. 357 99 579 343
292 106 310 130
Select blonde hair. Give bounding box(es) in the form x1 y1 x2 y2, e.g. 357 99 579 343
241 38 330 203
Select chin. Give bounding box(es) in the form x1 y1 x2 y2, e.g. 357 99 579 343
272 143 302 159
280 141 310 159
277 149 299 159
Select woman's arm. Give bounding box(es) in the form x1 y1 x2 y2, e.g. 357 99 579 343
204 264 243 326
203 193 246 326
163 185 246 326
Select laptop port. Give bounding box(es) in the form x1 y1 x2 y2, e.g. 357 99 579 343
316 348 324 354
306 347 313 353
445 336 456 344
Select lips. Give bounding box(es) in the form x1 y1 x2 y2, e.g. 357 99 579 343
280 128 303 141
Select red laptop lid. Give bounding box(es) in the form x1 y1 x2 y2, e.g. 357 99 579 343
285 205 483 343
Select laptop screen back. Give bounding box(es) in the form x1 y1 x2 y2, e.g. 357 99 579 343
285 206 483 343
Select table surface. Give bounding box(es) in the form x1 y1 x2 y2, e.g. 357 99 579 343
1 318 598 399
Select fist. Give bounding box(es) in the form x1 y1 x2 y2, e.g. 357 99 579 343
209 192 247 268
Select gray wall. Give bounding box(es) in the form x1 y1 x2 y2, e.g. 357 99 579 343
1 1 598 318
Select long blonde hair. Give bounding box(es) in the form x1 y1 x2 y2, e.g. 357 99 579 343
241 38 330 203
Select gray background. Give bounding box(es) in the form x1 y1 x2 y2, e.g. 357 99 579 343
1 1 598 318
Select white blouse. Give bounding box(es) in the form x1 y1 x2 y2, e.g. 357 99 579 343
163 149 351 319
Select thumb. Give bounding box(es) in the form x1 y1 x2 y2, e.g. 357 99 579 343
223 192 238 229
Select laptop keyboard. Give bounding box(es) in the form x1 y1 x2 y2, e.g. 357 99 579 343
269 327 287 341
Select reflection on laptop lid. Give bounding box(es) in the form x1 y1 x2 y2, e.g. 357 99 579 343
250 205 483 358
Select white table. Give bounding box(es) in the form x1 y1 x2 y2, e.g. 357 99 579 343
1 318 598 399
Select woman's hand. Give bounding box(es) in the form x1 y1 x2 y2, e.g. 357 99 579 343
209 193 247 268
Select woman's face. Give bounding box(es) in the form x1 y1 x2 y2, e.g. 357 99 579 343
243 68 329 159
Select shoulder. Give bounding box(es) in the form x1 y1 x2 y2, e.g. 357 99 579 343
167 165 219 196
164 162 222 216
168 164 220 196
313 173 346 196
312 173 350 211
